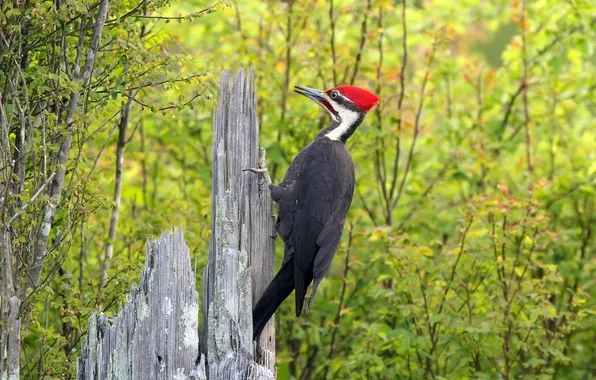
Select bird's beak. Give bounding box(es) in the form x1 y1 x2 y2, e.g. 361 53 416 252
294 86 326 106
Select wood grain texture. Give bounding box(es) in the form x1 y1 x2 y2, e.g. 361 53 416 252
77 229 204 380
204 67 276 379
77 68 276 379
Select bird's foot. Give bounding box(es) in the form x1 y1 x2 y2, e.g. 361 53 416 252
253 339 263 364
243 147 272 187
270 215 278 239
243 167 272 187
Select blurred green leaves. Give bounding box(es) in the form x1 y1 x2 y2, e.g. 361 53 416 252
6 0 594 377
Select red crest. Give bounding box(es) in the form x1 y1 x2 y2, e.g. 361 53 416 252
328 85 380 112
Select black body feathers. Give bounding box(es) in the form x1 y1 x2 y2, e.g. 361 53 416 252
252 134 355 341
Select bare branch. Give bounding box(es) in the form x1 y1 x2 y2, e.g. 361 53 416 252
389 0 408 202
99 92 134 296
393 40 436 209
329 0 338 85
7 173 56 228
347 0 371 85
521 0 533 173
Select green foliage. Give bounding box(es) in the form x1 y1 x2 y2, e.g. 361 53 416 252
1 0 593 378
179 0 593 378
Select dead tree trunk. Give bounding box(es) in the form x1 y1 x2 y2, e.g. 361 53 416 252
77 230 204 380
203 67 276 378
77 68 276 379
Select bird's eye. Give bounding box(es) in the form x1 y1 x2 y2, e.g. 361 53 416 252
330 91 338 99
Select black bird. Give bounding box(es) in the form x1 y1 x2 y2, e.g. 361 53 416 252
246 84 380 344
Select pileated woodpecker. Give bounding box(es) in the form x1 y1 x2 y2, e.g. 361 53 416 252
246 85 380 344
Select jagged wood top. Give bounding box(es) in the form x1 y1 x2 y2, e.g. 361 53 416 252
77 68 276 380
205 67 276 379
77 229 204 380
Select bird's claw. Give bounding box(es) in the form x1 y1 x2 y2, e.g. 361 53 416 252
243 168 272 187
270 215 278 238
243 148 272 187
253 339 263 364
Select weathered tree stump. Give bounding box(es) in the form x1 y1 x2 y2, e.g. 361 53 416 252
76 68 276 379
204 67 276 378
77 230 204 380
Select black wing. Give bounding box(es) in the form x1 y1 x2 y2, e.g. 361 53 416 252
308 157 354 311
293 139 355 316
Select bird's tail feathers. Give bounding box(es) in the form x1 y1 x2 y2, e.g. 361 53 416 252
294 272 306 317
304 278 322 314
252 259 295 342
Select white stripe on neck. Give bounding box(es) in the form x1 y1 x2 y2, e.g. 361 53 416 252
325 107 360 141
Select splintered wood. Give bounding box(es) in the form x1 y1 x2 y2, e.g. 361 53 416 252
76 68 276 379
205 67 276 379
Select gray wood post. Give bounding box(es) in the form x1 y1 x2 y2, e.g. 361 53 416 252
203 67 276 378
76 68 276 379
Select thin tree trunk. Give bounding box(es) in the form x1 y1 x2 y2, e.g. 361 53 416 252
99 95 133 295
0 227 20 380
26 0 110 298
0 62 20 380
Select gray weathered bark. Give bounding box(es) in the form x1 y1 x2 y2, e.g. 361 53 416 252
77 68 277 378
77 229 205 380
203 68 276 378
1 80 21 380
0 227 20 380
